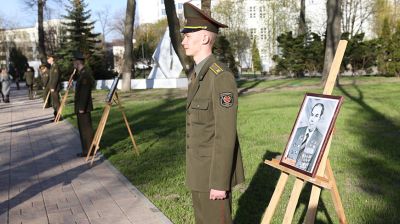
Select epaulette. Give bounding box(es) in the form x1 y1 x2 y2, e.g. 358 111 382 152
209 63 224 75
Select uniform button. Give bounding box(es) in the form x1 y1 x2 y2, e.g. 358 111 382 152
186 134 189 138
187 122 190 126
186 145 189 149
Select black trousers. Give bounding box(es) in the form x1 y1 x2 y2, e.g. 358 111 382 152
77 112 94 155
191 191 232 224
51 91 60 117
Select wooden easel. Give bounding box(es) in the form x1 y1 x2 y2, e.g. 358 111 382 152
85 91 139 165
261 40 348 224
55 69 76 123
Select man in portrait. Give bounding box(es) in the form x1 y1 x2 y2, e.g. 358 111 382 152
287 103 324 172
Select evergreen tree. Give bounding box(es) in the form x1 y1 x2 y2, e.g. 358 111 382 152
57 0 109 80
377 17 392 75
213 35 238 76
251 39 262 73
387 20 400 76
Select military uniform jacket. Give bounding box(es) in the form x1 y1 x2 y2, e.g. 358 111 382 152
287 126 323 169
48 64 61 91
24 71 34 85
186 55 245 192
74 66 94 114
41 71 49 88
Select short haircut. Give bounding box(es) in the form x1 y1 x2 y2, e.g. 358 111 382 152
312 103 324 116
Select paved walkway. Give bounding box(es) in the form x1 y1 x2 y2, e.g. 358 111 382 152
0 85 172 224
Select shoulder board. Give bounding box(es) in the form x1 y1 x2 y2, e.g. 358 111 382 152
209 63 224 75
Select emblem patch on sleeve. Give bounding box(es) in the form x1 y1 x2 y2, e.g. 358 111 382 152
220 92 234 108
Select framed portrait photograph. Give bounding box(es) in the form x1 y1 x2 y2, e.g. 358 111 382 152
280 93 343 177
105 75 120 103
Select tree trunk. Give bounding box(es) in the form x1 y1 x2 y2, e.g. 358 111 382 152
322 0 342 85
165 0 194 76
298 0 306 35
201 0 211 16
122 0 136 92
38 0 46 64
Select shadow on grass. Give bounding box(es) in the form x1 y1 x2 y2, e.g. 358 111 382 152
92 89 187 187
337 83 400 223
234 151 280 223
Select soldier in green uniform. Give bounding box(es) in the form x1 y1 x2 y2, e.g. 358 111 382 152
181 3 245 224
73 52 95 157
40 64 51 107
23 66 34 100
47 55 61 119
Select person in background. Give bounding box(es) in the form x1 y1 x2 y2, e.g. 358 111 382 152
24 66 34 100
39 64 51 108
73 51 95 157
0 66 11 103
48 55 61 120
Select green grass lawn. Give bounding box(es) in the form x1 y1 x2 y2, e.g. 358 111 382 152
63 76 400 224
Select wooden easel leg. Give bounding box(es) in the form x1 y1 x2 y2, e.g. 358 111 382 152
85 105 110 162
326 161 347 224
261 172 289 224
304 185 322 224
114 93 140 155
283 178 304 224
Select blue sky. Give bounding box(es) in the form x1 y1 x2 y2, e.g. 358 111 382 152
1 0 127 40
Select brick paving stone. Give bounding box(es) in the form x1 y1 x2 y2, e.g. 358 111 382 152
0 86 172 224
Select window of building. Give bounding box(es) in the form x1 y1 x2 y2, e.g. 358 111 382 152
162 9 166 16
178 3 183 9
161 0 164 4
249 6 256 19
259 6 266 18
260 27 267 40
250 28 256 39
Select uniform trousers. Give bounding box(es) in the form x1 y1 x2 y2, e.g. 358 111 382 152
191 191 232 224
77 112 94 155
51 91 60 117
27 84 33 99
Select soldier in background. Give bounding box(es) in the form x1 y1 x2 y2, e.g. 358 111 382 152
40 64 51 108
48 55 61 119
73 52 95 157
182 3 245 224
24 66 34 100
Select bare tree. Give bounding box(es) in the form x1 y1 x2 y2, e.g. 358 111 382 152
165 0 194 76
298 0 306 35
342 0 374 37
111 8 126 39
95 6 113 49
322 0 342 85
121 0 136 91
201 0 211 16
22 0 63 63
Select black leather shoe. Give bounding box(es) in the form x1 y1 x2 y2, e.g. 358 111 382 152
76 153 88 157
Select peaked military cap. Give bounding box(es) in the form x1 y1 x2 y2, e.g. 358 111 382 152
39 64 48 69
181 2 228 34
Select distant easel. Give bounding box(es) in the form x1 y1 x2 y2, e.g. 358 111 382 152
261 40 348 224
55 69 76 123
86 76 139 165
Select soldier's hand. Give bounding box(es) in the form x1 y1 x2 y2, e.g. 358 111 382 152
51 89 54 92
79 110 85 114
209 189 226 200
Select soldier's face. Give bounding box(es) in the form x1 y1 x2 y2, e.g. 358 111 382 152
308 105 322 130
181 32 203 57
47 57 53 64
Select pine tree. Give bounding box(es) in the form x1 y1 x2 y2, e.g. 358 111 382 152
57 0 105 79
251 39 262 73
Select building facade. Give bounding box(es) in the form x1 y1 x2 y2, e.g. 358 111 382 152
0 19 65 75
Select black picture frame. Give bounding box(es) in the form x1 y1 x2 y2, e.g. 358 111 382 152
105 76 120 103
280 93 343 177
